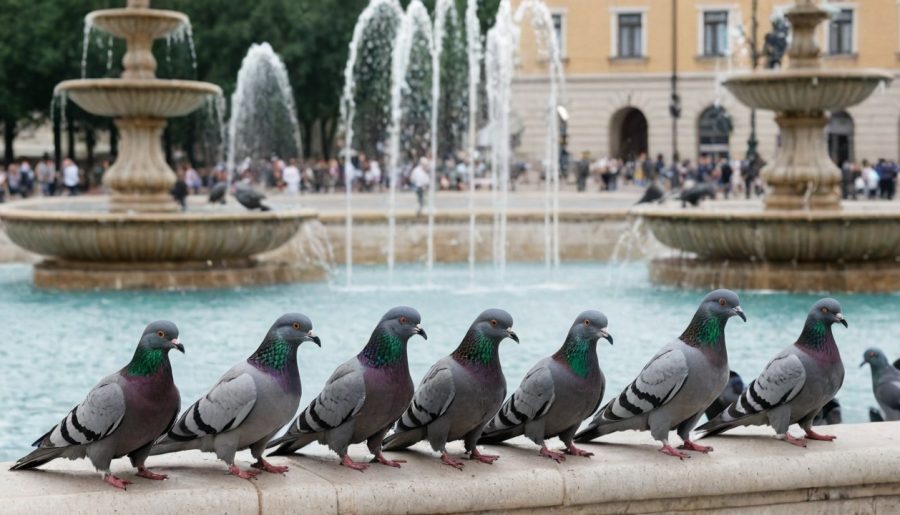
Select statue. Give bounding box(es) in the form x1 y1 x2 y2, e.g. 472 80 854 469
762 18 789 69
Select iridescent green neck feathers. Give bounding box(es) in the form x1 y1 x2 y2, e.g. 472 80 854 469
453 330 498 365
126 346 167 376
360 330 406 368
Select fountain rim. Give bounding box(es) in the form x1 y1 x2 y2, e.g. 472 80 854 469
86 7 189 32
631 203 900 221
0 197 318 223
723 67 894 85
54 78 222 97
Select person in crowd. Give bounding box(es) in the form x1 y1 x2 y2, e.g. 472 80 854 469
0 166 7 203
877 159 897 200
409 157 430 216
62 158 80 196
575 151 591 192
863 159 880 199
171 167 188 211
185 162 202 195
6 163 22 197
283 158 301 195
19 159 34 197
36 154 56 196
367 158 382 193
654 153 666 181
697 154 712 183
718 156 733 199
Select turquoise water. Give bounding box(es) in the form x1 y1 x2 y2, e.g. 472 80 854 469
1 262 895 462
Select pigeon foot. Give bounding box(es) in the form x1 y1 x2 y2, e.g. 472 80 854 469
564 443 594 458
441 452 465 470
136 467 168 480
539 446 566 463
804 429 836 441
340 455 369 472
228 464 260 479
779 433 808 447
252 458 289 474
104 474 132 490
679 439 713 453
658 443 691 459
469 448 499 464
372 452 405 468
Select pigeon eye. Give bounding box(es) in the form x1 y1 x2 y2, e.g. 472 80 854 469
490 319 498 327
820 307 828 314
399 316 408 325
292 322 301 330
157 330 165 338
718 298 726 306
584 319 591 326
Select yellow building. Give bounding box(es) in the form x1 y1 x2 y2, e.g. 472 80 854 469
511 0 900 166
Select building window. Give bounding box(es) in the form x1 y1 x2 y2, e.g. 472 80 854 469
617 13 643 58
703 11 729 56
829 9 853 55
551 13 565 57
698 105 732 159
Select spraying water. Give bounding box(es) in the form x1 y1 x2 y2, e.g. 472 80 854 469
465 0 482 283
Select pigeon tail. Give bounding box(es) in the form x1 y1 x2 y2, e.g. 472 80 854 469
478 424 525 445
149 437 201 456
10 446 69 471
381 427 427 452
259 204 271 212
266 432 318 456
573 416 635 443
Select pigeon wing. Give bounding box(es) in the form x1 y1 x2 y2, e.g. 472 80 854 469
491 363 555 431
168 372 257 440
726 353 806 418
42 379 126 448
396 362 456 431
602 348 689 421
294 359 366 433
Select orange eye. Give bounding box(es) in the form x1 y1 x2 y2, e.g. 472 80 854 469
718 298 726 306
820 307 828 314
292 322 301 330
157 330 165 338
584 319 591 326
399 316 408 325
490 319 498 327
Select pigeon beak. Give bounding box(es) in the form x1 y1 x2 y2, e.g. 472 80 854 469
507 329 519 343
600 328 613 345
836 313 848 328
306 330 322 347
170 338 185 353
415 324 427 340
733 306 747 322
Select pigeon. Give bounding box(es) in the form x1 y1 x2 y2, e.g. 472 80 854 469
813 398 842 426
479 311 612 462
152 314 319 479
680 182 716 207
267 307 426 471
235 183 271 211
382 309 518 469
860 348 900 421
575 289 745 459
696 298 847 447
208 182 228 204
704 371 745 420
11 321 184 490
635 181 664 205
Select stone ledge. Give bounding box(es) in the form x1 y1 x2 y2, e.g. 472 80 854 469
2 423 899 514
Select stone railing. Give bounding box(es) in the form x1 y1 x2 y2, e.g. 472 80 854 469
3 422 899 514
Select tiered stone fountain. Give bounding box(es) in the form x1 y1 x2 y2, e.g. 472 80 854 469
0 0 322 290
637 0 897 292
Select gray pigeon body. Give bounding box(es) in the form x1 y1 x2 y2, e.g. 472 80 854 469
636 182 664 205
152 314 318 479
697 298 847 446
680 182 716 207
267 307 426 471
575 290 745 459
11 321 184 490
235 184 271 211
861 348 900 422
208 182 228 204
479 311 612 461
382 309 518 469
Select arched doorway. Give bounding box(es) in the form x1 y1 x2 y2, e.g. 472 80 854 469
609 107 648 160
697 105 732 159
827 111 854 166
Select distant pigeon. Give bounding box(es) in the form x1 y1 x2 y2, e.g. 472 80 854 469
813 398 842 426
382 309 518 469
636 181 665 205
235 183 271 211
575 290 745 459
697 299 847 446
11 322 184 490
152 314 319 479
479 311 612 462
208 182 228 204
860 348 900 421
704 370 745 421
268 307 426 471
680 182 716 207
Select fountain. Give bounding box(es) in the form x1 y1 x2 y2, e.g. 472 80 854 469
636 0 896 292
0 0 322 290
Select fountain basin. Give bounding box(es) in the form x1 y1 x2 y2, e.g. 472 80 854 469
56 79 221 118
723 69 892 113
87 7 187 40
